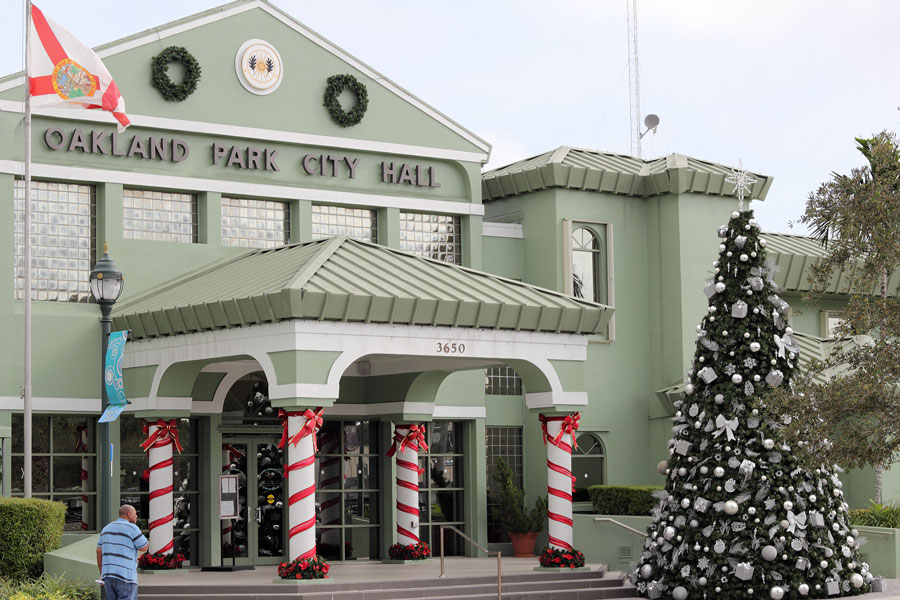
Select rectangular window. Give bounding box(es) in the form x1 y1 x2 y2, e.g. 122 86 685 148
11 414 97 531
123 189 197 243
484 366 523 396
13 180 95 302
221 197 290 248
311 205 377 242
399 211 461 264
485 426 523 543
821 310 846 338
417 421 466 554
120 416 199 564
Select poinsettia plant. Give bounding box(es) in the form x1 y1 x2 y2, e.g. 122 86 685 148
138 551 186 570
277 554 330 579
388 541 431 561
538 547 585 569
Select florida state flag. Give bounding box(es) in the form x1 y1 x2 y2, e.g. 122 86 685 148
28 4 130 131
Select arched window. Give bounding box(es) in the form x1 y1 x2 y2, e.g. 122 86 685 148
571 227 603 303
572 433 605 501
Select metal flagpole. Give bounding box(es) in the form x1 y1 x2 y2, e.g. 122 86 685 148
23 0 33 499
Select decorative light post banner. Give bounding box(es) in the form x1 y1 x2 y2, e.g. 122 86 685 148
105 330 129 406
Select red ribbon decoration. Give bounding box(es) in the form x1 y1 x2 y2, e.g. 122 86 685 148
386 424 429 458
223 443 245 460
277 407 324 452
539 413 580 450
140 420 184 454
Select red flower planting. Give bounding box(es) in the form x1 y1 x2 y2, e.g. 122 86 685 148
388 542 431 561
277 554 331 580
539 547 584 569
138 551 186 570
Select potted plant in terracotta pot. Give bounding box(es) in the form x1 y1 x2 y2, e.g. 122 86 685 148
491 458 547 557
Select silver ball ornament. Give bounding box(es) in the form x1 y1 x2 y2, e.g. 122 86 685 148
820 560 828 568
809 494 817 503
750 342 760 352
798 583 809 596
763 438 775 450
731 211 740 218
700 466 709 475
678 467 687 476
748 507 756 515
761 545 777 561
732 373 743 384
715 282 726 293
699 577 708 586
770 586 784 600
640 564 653 578
714 466 725 478
740 254 748 262
685 383 695 395
663 526 676 540
672 586 688 600
681 498 691 509
724 500 739 515
714 394 725 404
783 501 793 511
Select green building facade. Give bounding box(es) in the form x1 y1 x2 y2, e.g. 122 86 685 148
0 0 884 570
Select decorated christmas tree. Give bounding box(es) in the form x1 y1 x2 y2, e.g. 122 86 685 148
633 172 873 599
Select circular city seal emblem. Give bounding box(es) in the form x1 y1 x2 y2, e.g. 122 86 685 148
51 58 97 100
235 39 283 95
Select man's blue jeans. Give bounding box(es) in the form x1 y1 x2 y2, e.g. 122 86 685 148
104 578 138 600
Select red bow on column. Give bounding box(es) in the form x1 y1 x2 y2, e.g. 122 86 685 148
278 407 324 452
223 443 245 461
140 419 184 454
386 424 429 458
74 424 88 452
538 413 581 450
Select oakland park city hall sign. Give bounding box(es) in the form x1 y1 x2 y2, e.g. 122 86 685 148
41 127 442 188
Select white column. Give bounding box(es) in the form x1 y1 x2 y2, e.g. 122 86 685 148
543 416 575 550
147 422 175 554
392 425 421 545
287 413 317 561
318 432 341 546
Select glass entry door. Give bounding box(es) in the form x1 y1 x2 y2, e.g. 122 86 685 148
221 437 286 566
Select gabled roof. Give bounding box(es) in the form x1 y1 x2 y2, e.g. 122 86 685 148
761 232 900 296
0 0 490 158
482 147 773 201
112 237 613 340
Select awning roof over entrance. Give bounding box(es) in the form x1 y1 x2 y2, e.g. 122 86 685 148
112 236 613 340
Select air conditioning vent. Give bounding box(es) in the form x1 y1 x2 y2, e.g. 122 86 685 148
618 545 633 560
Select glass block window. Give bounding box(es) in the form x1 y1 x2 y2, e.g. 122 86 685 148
13 180 95 302
486 426 523 543
120 416 200 564
311 205 377 242
399 211 461 264
484 366 523 396
123 189 197 243
221 197 290 248
11 414 97 531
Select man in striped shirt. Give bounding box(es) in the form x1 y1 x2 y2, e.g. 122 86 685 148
96 505 149 600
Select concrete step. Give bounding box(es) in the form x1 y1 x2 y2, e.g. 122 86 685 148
138 569 636 600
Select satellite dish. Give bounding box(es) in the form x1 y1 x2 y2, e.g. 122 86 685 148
644 114 660 131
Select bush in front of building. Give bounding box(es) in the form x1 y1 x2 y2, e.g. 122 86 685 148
387 542 431 561
137 551 186 570
0 498 65 580
277 555 330 580
0 573 97 600
538 547 585 569
588 485 662 516
849 501 900 529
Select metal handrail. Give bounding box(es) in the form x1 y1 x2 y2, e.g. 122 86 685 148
593 517 647 537
853 527 896 536
439 525 501 600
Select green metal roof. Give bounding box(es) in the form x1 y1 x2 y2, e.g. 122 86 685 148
112 237 613 339
760 233 900 296
481 147 773 201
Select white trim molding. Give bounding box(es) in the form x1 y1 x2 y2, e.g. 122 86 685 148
0 101 488 164
0 396 101 413
482 222 524 239
0 160 485 217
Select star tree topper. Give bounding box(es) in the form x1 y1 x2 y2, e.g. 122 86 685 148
725 160 758 211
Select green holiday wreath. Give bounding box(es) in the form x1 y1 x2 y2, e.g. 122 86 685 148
323 74 368 127
151 46 202 102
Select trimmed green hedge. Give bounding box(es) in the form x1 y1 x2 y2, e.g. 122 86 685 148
589 485 662 516
849 501 900 529
0 498 66 580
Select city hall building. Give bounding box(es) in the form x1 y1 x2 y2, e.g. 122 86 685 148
0 0 881 573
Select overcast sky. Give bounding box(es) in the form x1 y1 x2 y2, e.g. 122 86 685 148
3 1 899 234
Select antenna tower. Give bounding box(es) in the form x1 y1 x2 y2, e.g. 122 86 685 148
626 0 641 158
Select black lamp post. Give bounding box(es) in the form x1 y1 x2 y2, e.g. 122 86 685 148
90 243 124 533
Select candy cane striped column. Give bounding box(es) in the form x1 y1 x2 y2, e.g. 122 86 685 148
77 425 90 531
318 432 341 546
542 415 575 550
147 423 175 554
286 413 317 560
392 426 421 545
